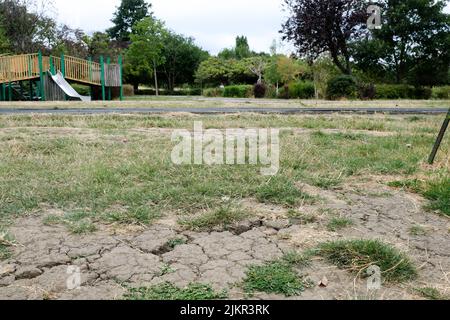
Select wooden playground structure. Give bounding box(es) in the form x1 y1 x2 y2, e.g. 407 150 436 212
0 52 123 101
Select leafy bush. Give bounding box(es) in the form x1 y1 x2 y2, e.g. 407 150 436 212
264 84 278 99
223 85 253 98
253 83 267 99
288 81 315 99
326 75 358 100
71 84 90 96
358 83 376 100
431 86 450 100
375 84 432 99
413 86 432 100
203 87 224 97
122 84 134 96
374 84 412 99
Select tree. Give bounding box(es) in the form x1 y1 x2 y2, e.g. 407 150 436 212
0 0 56 54
265 55 306 91
235 36 251 59
127 17 167 95
218 36 252 60
282 0 368 75
108 0 152 43
247 56 267 84
160 31 208 91
84 32 120 61
367 0 450 85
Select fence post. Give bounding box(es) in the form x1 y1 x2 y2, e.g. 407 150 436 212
38 51 45 101
107 57 111 101
428 108 450 164
0 83 4 101
100 56 106 101
118 55 123 101
61 54 65 77
49 57 55 75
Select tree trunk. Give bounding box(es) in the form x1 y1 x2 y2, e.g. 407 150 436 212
153 60 159 96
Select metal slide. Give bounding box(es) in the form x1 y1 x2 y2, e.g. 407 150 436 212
50 71 91 102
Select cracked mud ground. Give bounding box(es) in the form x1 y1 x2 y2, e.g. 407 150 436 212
1 179 449 300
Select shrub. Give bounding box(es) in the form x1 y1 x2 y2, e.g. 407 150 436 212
358 83 376 100
253 83 267 99
326 75 358 100
288 81 315 99
413 86 432 100
223 85 253 98
264 84 278 99
203 87 224 97
431 86 450 100
278 85 290 99
122 84 134 96
71 84 90 96
375 84 412 99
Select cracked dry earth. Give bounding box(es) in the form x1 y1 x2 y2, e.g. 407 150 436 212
0 179 449 300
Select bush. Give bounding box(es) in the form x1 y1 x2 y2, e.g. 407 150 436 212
203 87 224 97
326 75 358 100
264 84 278 99
413 86 432 100
358 83 376 100
288 81 315 99
374 84 411 99
431 86 450 100
223 85 253 98
122 84 134 96
253 83 267 99
71 84 90 96
374 84 432 99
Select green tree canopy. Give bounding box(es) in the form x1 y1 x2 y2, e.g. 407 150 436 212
108 0 152 43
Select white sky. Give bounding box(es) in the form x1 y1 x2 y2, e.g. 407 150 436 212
50 0 450 55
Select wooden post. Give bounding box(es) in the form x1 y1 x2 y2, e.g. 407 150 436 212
88 57 93 98
118 55 123 101
38 51 45 101
0 83 4 101
107 57 111 101
100 56 106 101
28 55 33 77
428 108 450 164
61 54 66 77
29 80 33 101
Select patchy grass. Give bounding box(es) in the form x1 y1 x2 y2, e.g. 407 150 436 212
243 253 312 297
327 217 354 232
389 176 450 216
316 240 417 283
43 211 97 234
124 282 228 300
166 237 187 249
0 230 14 260
286 210 317 224
179 205 248 231
256 176 313 207
415 287 449 300
0 114 448 228
409 225 428 236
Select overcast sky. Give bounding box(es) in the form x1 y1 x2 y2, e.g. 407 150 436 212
51 0 450 55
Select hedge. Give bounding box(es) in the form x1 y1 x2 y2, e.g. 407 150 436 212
375 84 432 100
431 86 450 100
288 81 315 99
223 85 254 98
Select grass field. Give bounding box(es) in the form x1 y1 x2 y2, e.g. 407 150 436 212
0 97 449 110
0 111 448 300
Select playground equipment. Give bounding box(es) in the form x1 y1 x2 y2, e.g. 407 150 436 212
0 52 123 101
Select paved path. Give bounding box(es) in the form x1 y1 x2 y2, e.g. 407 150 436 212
0 107 448 115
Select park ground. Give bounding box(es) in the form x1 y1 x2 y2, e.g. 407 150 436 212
0 100 449 300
